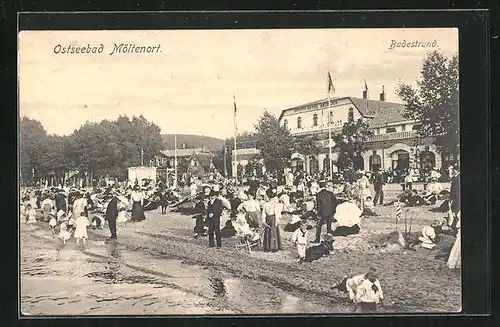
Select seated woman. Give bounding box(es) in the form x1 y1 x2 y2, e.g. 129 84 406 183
362 196 378 217
331 200 362 237
422 177 444 204
220 219 236 238
232 213 260 242
237 191 261 228
417 219 447 249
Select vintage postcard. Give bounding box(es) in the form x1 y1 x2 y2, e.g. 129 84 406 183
19 26 461 315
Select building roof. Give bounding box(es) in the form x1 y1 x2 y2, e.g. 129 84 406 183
279 96 409 128
160 148 212 158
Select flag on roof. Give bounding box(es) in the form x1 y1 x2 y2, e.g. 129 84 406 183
233 94 237 116
327 72 335 94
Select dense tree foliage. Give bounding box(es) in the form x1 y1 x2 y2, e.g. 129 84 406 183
332 117 373 171
19 115 163 185
254 111 294 175
396 51 459 159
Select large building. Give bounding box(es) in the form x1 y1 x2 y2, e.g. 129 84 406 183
278 87 450 174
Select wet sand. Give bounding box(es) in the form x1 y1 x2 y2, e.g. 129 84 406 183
20 184 461 315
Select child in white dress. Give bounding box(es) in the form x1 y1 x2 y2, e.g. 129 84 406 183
49 216 57 234
58 222 72 244
25 204 37 229
292 221 308 263
74 212 90 246
20 204 26 224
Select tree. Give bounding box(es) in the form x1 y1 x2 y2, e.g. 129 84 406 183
19 117 49 184
62 115 164 181
254 110 295 175
396 51 459 159
293 134 321 158
333 118 373 171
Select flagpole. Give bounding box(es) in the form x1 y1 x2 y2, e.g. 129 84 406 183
328 89 332 181
224 143 228 177
174 134 178 188
233 94 237 181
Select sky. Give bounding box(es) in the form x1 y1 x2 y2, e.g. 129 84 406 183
19 28 458 139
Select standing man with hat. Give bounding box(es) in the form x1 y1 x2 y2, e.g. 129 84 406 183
105 190 119 242
206 189 223 248
55 188 68 214
193 185 211 238
314 181 337 243
373 169 385 207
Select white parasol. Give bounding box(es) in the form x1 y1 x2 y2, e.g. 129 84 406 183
334 202 362 227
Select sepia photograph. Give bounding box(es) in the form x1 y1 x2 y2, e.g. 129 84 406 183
18 27 461 315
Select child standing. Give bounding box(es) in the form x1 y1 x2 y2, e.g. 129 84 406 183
74 212 90 247
58 222 71 244
25 204 37 229
49 215 58 234
292 220 308 263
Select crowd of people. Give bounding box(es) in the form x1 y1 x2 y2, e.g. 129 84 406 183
20 162 461 313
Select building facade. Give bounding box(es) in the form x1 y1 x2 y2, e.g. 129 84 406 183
278 89 449 174
150 146 215 182
231 147 265 178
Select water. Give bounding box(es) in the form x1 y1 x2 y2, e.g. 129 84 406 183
20 227 336 315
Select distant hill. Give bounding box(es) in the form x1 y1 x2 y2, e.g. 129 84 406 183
161 134 225 152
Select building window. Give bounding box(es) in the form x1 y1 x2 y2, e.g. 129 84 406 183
297 117 302 129
386 127 397 133
412 124 421 130
313 114 318 126
401 124 406 132
348 107 354 121
370 154 382 172
283 119 288 130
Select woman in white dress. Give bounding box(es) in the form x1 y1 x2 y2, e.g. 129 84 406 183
447 211 461 269
237 191 261 228
356 172 371 210
72 193 87 220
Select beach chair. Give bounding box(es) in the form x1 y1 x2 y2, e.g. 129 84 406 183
234 221 262 253
236 231 261 253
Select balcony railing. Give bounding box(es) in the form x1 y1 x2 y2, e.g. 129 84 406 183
367 130 417 142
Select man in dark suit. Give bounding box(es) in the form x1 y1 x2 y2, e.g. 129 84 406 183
206 189 223 248
105 190 119 241
54 189 67 213
314 181 337 243
373 169 385 206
